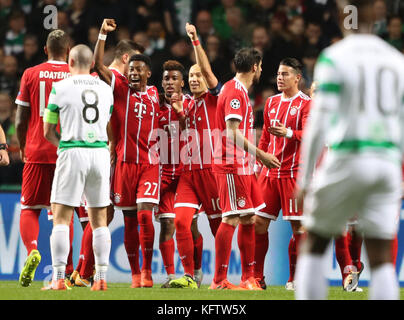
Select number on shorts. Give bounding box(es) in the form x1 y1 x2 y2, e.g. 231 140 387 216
82 89 99 124
211 197 221 211
144 182 158 196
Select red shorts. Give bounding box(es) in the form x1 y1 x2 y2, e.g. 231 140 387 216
174 168 221 219
156 175 179 221
257 174 302 221
21 163 55 210
112 161 161 209
214 173 265 218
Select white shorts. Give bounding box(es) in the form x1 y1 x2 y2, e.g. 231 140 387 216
303 153 401 240
51 148 111 208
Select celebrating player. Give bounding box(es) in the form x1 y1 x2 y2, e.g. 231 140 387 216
211 47 280 290
167 23 223 289
42 44 114 291
295 0 404 300
95 19 161 288
15 29 70 287
71 38 145 288
254 58 311 290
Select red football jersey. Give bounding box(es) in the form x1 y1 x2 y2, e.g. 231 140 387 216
258 91 311 178
159 100 183 179
213 78 255 175
182 91 219 171
111 70 160 164
15 60 70 164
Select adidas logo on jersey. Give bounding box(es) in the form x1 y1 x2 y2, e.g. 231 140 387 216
270 108 276 113
161 116 167 121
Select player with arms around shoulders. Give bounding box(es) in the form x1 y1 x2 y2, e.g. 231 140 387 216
15 29 70 287
295 0 404 300
95 19 161 288
211 47 280 290
42 44 114 291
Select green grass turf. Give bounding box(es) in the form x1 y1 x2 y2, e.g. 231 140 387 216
1 281 403 300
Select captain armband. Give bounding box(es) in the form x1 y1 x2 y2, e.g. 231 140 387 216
44 108 59 124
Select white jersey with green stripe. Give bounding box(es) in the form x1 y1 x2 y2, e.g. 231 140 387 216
46 74 114 151
299 34 404 189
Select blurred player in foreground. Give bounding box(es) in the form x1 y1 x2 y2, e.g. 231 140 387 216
42 44 114 291
295 0 404 300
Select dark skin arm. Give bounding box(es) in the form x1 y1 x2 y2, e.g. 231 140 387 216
94 19 117 86
15 105 30 162
43 122 60 147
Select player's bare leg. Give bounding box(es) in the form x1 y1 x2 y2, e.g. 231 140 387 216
159 217 176 288
364 238 399 300
87 206 110 291
254 215 271 289
137 202 156 288
294 231 330 299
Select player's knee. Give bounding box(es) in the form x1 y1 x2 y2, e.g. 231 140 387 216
254 215 270 234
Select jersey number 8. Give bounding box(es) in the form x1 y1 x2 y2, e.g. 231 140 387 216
82 89 99 124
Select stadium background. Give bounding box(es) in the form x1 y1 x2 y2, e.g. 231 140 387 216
0 0 403 287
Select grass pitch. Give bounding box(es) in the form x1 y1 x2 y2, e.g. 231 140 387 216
2 281 403 300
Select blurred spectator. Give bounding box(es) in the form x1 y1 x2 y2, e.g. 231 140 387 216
283 0 303 20
132 0 178 35
0 0 15 41
386 0 404 18
68 0 91 45
305 20 327 52
0 91 12 135
87 25 99 50
0 55 19 97
173 0 191 35
373 0 388 36
57 10 73 35
0 47 4 73
268 11 289 42
204 33 232 83
211 0 247 40
4 10 26 56
248 0 278 26
382 15 404 52
301 47 319 89
133 31 154 56
194 10 215 46
223 6 252 56
286 15 306 60
116 26 130 43
146 18 167 53
16 34 44 76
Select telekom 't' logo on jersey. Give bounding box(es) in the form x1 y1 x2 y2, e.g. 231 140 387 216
134 102 147 119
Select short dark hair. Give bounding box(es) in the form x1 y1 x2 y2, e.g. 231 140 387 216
46 29 70 57
114 40 145 60
129 54 152 70
233 48 262 73
163 60 185 78
280 57 303 75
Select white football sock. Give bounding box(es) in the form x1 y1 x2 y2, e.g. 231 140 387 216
50 224 70 280
295 253 328 300
369 263 399 300
93 226 111 281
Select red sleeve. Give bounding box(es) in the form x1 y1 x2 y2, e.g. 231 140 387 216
258 98 271 152
15 69 31 107
291 100 311 141
223 89 247 122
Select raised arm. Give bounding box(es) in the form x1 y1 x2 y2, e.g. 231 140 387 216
94 19 117 85
185 22 218 90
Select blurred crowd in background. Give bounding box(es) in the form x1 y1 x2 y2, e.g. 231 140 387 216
0 0 404 187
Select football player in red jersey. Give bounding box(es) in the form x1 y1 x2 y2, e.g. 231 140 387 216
254 58 311 290
70 39 145 288
95 19 161 288
157 60 205 288
166 23 225 289
211 48 280 290
15 29 70 287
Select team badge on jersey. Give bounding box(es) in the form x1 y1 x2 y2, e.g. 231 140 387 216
114 193 121 204
237 197 246 208
290 106 298 116
230 99 241 110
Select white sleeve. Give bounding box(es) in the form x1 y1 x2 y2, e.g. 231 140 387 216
298 52 342 189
